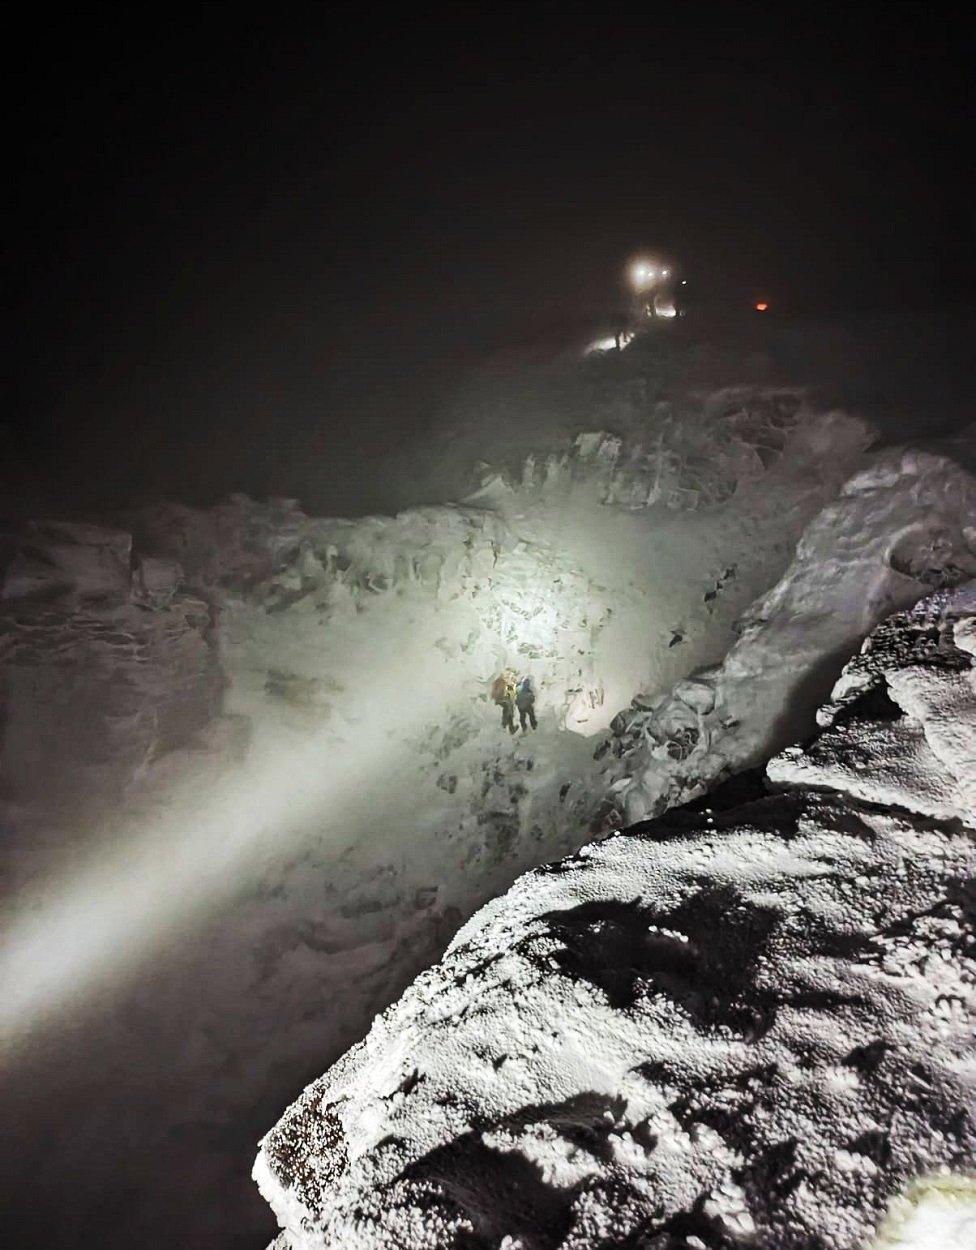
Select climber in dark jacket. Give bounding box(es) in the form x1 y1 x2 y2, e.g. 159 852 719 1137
516 676 537 732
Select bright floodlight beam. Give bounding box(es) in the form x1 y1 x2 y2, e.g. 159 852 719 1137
0 558 595 1056
0 631 473 1055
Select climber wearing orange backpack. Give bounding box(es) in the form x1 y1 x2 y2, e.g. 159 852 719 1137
491 673 518 735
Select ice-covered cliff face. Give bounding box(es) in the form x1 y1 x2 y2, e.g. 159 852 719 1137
254 584 976 1250
1 391 974 1248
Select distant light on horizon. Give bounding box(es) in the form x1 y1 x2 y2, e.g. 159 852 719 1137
629 257 660 292
628 255 676 295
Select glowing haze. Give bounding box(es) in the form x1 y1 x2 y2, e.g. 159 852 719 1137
0 635 461 1053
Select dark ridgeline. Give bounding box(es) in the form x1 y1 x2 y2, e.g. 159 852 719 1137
3 8 972 522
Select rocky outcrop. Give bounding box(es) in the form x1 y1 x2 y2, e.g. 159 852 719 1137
469 389 868 516
0 520 222 817
254 584 976 1250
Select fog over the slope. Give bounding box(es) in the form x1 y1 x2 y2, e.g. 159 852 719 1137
5 309 974 524
385 311 976 514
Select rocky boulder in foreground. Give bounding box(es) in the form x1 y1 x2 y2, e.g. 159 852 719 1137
255 584 976 1250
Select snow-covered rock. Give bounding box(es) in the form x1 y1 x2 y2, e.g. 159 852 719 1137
254 584 976 1250
3 398 873 1245
769 584 976 824
0 563 220 814
601 449 976 826
1 520 132 602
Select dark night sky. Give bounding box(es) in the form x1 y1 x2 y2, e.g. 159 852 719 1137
4 4 973 515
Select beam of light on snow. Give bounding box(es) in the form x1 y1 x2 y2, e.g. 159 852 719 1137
0 392 874 1058
0 640 468 1057
584 331 634 354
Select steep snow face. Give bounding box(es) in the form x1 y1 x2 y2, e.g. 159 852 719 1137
599 449 976 826
255 585 976 1250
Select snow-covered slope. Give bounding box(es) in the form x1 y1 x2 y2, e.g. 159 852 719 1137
1 389 876 1050
255 584 976 1250
2 392 974 1248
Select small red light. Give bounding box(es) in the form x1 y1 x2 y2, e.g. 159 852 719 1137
755 302 769 312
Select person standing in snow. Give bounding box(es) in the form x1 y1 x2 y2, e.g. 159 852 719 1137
491 673 518 735
516 675 537 732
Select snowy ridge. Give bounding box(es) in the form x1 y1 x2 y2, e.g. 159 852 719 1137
255 584 976 1250
599 449 976 827
467 388 860 515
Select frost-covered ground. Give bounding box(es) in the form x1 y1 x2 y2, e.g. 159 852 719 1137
2 344 975 1247
255 584 976 1250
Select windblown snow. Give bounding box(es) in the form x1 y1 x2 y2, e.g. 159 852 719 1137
2 365 975 1247
255 584 976 1250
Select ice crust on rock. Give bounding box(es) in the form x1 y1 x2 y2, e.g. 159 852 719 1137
255 584 976 1250
1 519 133 602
